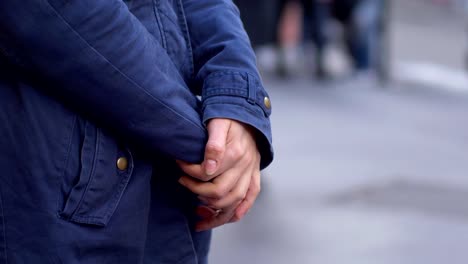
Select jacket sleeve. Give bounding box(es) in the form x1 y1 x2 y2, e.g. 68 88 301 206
182 0 274 169
0 0 207 163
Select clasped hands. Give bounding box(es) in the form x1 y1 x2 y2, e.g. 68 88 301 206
177 118 261 232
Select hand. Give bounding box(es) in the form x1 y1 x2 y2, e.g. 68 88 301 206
177 118 261 231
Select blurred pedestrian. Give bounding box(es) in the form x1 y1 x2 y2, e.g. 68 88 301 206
275 0 307 77
337 0 384 74
304 0 334 79
303 0 385 79
234 0 279 47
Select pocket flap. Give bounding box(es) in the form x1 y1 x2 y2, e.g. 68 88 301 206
60 123 133 227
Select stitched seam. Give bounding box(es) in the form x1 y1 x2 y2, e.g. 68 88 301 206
204 71 261 86
177 0 195 78
70 125 100 219
203 92 247 101
204 98 269 115
67 215 109 222
202 92 271 115
204 87 248 95
70 144 135 224
247 73 255 103
182 216 198 264
158 8 179 28
56 115 77 216
100 149 134 221
44 0 205 132
152 0 167 49
203 101 263 118
205 71 246 81
246 72 261 85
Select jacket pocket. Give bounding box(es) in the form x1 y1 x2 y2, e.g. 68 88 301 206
59 118 133 227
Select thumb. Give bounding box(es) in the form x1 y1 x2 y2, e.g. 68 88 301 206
204 119 231 177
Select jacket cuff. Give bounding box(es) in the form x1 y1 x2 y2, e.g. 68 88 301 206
201 72 273 169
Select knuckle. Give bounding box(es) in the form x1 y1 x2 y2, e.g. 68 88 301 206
210 200 223 209
254 182 261 195
241 151 252 163
232 213 243 222
197 174 211 182
229 144 244 160
206 141 224 156
234 189 246 202
212 185 228 199
244 149 258 164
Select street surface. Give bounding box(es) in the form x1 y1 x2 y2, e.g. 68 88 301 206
210 77 468 264
209 0 468 263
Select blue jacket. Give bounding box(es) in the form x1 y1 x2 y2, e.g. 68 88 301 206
0 0 273 263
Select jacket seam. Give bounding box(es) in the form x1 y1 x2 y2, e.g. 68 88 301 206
205 71 245 80
101 149 134 222
70 125 101 219
204 71 260 81
203 101 263 119
181 216 198 264
202 93 271 116
177 0 195 78
204 88 248 97
247 73 256 103
158 7 179 29
56 115 77 217
44 0 205 132
203 72 262 96
152 0 168 49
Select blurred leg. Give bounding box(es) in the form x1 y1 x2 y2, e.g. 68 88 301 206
234 0 274 47
347 0 384 71
275 0 300 77
307 0 332 78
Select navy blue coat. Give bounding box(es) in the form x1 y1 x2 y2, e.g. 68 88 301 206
0 0 273 263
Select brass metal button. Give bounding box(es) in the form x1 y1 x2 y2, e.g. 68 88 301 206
117 157 128 171
263 96 271 109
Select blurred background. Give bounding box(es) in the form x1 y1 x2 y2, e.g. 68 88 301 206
210 0 468 263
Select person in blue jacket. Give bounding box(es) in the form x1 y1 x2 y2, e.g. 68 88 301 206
0 0 273 263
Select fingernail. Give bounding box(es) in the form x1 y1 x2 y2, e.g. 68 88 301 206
205 159 217 176
178 177 186 186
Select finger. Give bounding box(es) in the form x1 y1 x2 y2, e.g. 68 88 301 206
204 119 231 177
195 202 240 232
214 137 246 175
198 163 253 209
195 164 256 231
212 121 257 176
178 165 245 199
229 170 261 223
176 160 205 181
195 205 220 219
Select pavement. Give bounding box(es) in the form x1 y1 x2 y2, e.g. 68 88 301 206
209 1 468 263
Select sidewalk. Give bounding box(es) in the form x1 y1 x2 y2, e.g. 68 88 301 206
390 0 468 92
210 75 468 264
210 2 468 263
